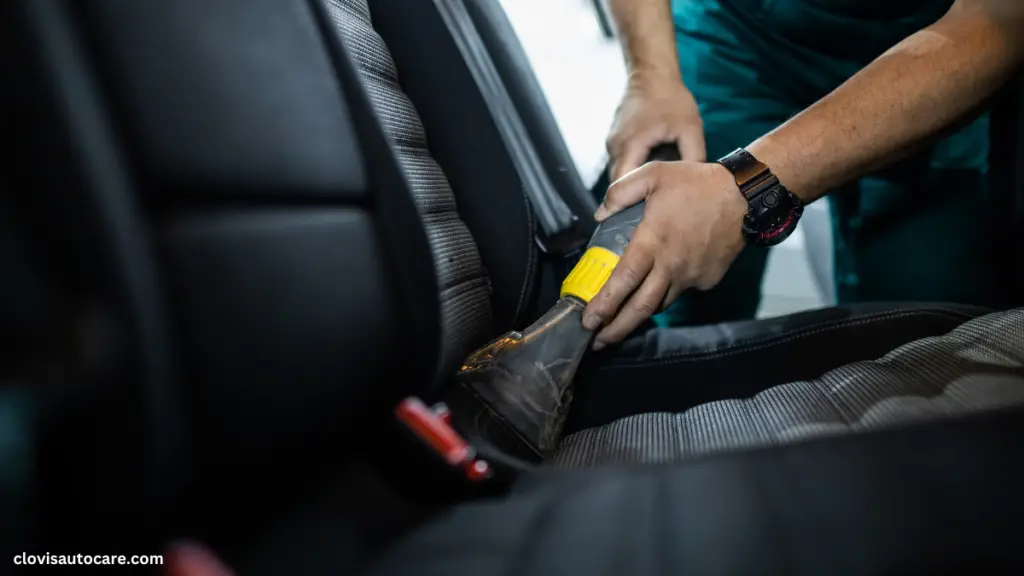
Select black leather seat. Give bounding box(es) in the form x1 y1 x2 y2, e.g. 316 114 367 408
7 0 1024 573
375 408 1024 575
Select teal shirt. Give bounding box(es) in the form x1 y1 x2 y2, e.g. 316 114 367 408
671 0 988 171
646 0 999 325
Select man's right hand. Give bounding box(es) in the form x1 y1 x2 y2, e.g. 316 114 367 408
606 73 706 182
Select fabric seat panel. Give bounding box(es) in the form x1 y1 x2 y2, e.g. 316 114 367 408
554 309 1024 467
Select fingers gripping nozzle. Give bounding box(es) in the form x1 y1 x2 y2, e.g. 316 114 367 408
561 143 682 303
451 145 680 459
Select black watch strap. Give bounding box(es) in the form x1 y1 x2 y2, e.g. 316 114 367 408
718 148 774 200
717 148 803 247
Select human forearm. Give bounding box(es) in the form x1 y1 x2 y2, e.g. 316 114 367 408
609 0 682 84
747 0 1024 203
605 0 706 170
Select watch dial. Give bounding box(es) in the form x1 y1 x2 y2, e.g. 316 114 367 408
743 187 803 246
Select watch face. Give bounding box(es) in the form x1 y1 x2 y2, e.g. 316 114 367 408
743 185 803 246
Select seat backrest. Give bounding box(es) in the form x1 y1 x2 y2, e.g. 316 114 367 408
8 0 192 553
10 0 450 558
12 0 582 561
363 0 585 334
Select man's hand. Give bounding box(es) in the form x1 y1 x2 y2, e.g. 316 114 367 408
607 73 706 181
582 161 748 349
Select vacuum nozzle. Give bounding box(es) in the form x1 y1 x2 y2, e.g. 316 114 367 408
451 203 644 458
453 145 680 459
456 296 590 457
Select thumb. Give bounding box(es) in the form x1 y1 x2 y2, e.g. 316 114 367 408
596 164 656 221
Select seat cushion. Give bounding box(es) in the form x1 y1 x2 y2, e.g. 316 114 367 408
566 302 991 433
371 406 1024 576
555 307 1024 467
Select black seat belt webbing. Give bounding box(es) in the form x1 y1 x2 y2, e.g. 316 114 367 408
432 0 581 247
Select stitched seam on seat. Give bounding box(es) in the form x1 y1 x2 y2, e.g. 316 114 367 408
602 310 969 367
599 310 972 369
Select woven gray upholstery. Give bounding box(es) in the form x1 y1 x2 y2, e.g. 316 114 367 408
325 0 494 374
554 308 1024 468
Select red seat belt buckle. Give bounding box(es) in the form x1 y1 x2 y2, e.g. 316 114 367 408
395 397 492 482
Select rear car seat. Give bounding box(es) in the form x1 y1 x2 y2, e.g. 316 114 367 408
8 0 1024 573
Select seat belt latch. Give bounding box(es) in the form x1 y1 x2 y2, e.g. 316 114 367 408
395 397 492 482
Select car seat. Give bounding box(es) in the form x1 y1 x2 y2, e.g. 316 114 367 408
6 0 1024 573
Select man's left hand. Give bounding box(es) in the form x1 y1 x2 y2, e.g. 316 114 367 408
582 161 748 349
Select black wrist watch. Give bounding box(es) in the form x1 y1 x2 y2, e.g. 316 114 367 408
717 148 803 247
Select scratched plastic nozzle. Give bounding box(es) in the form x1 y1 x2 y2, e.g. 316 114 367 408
455 296 592 457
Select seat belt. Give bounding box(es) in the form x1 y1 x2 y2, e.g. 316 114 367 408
432 0 588 255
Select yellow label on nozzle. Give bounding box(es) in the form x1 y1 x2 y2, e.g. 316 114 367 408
560 246 620 303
